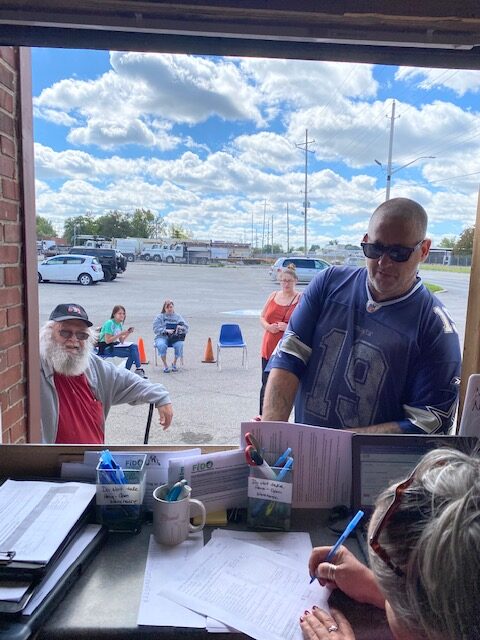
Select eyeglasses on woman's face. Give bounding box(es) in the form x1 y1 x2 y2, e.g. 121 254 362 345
281 278 295 284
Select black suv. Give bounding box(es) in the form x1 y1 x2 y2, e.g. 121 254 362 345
69 247 121 282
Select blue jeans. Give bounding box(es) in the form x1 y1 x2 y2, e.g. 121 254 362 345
113 344 142 370
155 336 184 358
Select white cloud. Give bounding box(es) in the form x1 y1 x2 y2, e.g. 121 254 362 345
231 132 299 171
34 53 266 151
110 52 264 125
67 117 166 149
241 59 378 108
395 67 480 96
33 106 77 126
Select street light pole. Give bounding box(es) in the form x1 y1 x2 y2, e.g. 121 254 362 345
296 129 315 256
286 203 289 255
385 100 396 201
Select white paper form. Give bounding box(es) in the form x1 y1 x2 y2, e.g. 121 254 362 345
211 529 313 564
207 530 316 634
167 449 249 513
82 448 201 510
23 524 101 615
0 579 30 603
458 374 480 436
0 480 96 564
137 533 206 628
159 537 330 640
241 421 352 509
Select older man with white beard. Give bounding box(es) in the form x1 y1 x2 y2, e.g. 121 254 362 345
40 303 173 444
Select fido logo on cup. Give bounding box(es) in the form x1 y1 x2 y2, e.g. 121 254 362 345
152 482 206 546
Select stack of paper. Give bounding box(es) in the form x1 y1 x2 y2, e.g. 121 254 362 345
0 479 99 615
138 530 330 640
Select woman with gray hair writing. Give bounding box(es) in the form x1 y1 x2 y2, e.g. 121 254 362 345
303 446 480 640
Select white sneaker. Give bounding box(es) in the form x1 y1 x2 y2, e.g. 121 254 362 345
134 368 148 379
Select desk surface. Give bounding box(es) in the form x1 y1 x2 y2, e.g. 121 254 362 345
36 511 393 640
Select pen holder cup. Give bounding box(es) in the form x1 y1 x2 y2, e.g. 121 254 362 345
96 453 147 533
247 455 293 532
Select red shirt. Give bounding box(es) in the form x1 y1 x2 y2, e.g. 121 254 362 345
261 293 300 359
54 373 104 444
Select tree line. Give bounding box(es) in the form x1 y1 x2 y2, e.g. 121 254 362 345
439 226 474 253
36 209 190 243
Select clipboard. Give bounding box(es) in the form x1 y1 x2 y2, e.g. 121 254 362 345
0 479 97 583
0 525 107 638
0 506 93 583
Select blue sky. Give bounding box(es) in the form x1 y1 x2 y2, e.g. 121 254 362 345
31 48 480 249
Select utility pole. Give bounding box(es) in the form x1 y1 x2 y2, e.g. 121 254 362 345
261 199 267 253
251 210 254 250
286 203 289 255
386 100 397 201
296 129 315 256
271 213 274 254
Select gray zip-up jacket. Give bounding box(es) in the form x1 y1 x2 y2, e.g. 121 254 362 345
40 353 171 443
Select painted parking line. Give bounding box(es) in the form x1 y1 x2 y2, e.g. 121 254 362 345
221 309 261 316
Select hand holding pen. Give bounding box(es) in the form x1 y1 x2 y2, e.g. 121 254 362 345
309 510 364 584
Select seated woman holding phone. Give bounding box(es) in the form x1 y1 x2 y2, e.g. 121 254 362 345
153 300 189 373
98 304 147 378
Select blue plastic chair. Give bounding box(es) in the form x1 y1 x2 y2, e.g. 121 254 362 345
217 324 247 370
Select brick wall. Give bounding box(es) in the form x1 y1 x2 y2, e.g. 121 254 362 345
0 46 27 443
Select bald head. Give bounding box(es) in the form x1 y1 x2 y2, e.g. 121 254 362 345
369 197 428 239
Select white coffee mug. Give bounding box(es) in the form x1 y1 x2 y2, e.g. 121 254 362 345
152 483 206 546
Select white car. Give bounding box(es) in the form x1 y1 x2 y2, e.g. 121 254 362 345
38 254 104 286
268 257 330 283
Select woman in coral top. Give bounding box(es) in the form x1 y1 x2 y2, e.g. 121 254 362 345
259 263 301 414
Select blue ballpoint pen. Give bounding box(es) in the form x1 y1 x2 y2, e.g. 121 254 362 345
166 479 188 501
276 456 294 481
273 447 292 467
309 509 364 583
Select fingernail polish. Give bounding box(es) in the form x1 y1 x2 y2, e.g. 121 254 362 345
304 610 310 616
312 605 319 610
299 616 305 623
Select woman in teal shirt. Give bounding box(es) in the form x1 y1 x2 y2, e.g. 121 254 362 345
98 305 146 377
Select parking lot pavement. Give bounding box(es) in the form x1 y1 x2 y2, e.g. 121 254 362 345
38 262 291 445
37 262 468 446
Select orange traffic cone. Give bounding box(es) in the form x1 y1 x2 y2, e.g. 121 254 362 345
138 337 149 364
202 337 216 363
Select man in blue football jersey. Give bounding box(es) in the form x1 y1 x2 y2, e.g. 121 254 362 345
262 197 461 433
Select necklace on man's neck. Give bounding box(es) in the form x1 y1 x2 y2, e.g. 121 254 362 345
365 277 422 313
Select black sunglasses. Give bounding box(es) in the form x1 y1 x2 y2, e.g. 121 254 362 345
59 329 90 341
361 239 424 263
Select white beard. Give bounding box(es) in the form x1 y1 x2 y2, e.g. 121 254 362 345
40 322 93 376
